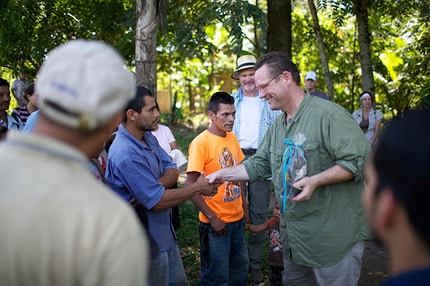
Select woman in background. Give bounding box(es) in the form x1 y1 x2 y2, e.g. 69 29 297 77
13 84 38 126
352 91 383 146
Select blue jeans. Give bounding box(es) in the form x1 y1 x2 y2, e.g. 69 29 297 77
199 218 249 286
148 245 189 286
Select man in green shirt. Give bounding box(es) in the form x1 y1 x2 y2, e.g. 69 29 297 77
207 51 371 285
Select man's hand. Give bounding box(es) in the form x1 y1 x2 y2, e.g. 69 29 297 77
194 173 221 197
205 171 226 184
290 176 317 202
290 165 354 202
210 217 226 236
206 164 250 183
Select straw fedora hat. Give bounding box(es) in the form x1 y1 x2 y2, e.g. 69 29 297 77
231 55 257 80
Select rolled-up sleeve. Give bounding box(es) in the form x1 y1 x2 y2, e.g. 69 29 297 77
326 109 371 183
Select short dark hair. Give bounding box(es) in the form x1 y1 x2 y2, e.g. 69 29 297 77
255 51 301 86
373 110 430 248
123 86 154 122
208 91 234 114
0 78 10 88
24 83 35 99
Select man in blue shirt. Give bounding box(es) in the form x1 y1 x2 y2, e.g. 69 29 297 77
105 86 219 286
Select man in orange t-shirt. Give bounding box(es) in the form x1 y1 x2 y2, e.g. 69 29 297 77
186 91 248 285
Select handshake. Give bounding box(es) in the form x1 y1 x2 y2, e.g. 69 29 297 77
192 173 223 197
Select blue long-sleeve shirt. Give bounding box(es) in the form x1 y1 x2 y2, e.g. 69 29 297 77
105 124 178 251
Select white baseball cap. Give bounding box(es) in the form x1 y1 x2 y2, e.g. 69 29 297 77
36 39 135 131
305 71 317 81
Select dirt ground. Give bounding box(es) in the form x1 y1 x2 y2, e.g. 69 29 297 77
249 240 389 286
359 240 389 285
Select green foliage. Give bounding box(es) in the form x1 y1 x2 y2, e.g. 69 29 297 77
317 0 354 27
1 0 429 119
0 0 134 77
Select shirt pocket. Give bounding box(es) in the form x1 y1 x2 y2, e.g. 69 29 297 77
303 142 322 176
269 144 285 193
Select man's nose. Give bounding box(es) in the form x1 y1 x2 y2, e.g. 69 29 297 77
258 89 266 99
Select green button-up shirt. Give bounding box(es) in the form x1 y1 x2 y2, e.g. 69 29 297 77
244 94 371 267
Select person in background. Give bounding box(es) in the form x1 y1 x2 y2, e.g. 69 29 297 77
22 109 39 133
13 83 38 126
152 102 187 171
247 201 283 286
0 39 149 285
207 51 371 286
0 78 23 141
352 91 383 146
11 68 30 106
105 86 219 286
304 71 329 100
186 91 249 285
231 54 280 284
363 110 430 285
152 102 187 232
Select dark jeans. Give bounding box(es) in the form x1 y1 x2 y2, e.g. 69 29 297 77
199 219 249 285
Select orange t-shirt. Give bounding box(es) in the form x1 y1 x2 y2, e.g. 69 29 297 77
187 130 245 223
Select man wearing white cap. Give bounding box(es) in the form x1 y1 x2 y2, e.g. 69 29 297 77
0 40 149 285
231 54 280 284
304 71 329 100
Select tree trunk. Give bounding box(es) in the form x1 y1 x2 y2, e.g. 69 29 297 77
307 0 334 99
355 0 375 95
135 0 159 97
267 0 292 57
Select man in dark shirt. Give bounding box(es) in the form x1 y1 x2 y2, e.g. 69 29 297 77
304 71 329 100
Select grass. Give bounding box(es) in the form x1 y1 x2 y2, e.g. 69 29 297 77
175 202 201 285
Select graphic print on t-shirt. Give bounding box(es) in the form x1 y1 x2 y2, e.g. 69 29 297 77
217 147 241 202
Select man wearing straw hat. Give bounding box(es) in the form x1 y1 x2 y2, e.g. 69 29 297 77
231 54 281 284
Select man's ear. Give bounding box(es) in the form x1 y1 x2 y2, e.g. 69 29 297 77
125 109 137 122
375 188 397 230
281 71 292 85
207 110 215 120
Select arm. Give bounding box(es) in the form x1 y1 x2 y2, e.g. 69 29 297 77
169 140 179 150
206 164 249 183
248 219 270 233
152 173 219 211
158 168 179 188
370 119 382 144
187 171 226 235
291 164 353 202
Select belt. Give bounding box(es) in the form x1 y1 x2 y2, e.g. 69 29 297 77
241 148 257 155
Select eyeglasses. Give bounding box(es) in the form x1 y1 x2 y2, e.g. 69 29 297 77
257 73 282 93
